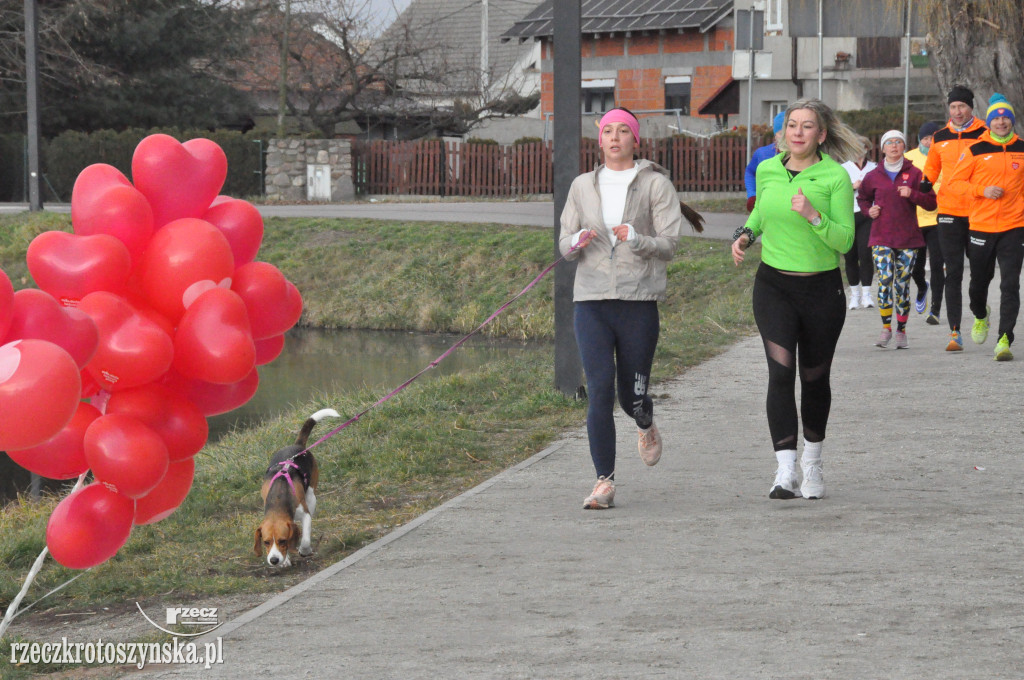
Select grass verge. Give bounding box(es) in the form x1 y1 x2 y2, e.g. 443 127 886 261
0 211 760 674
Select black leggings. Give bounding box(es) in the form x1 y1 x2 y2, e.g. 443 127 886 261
937 214 970 330
967 227 1024 344
574 300 659 478
752 264 846 451
910 224 944 315
843 212 874 287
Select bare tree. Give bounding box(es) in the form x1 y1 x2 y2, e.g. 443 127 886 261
250 0 537 137
916 0 1024 118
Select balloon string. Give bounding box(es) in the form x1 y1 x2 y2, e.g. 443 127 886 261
298 236 589 457
0 474 88 640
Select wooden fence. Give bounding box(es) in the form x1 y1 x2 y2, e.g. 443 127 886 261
352 136 757 197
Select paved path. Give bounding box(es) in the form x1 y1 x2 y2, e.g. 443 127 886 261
0 201 743 240
131 272 1024 679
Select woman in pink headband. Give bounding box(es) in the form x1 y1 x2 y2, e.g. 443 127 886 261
557 106 686 510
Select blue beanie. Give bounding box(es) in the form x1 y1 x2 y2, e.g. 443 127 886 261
986 93 1015 127
772 111 786 135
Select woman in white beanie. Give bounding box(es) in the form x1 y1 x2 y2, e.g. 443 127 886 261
856 130 937 349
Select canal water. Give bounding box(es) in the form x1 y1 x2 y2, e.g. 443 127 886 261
206 327 548 440
0 328 547 503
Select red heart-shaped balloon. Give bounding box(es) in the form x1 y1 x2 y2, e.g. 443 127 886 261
134 458 195 526
106 382 208 461
47 483 135 570
3 289 99 368
162 367 259 416
27 231 132 306
132 135 227 228
7 401 101 480
71 164 155 265
0 339 81 451
138 218 235 324
173 288 255 384
85 413 170 499
79 291 174 391
1 269 15 342
254 334 285 366
231 262 303 339
203 197 264 268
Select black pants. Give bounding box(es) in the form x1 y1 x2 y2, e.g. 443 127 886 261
574 300 659 478
910 224 944 315
937 214 970 330
752 264 846 451
967 227 1024 345
843 212 874 287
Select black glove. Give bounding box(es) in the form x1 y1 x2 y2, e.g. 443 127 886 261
919 179 933 193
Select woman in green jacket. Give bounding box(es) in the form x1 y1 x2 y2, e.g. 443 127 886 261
731 98 860 501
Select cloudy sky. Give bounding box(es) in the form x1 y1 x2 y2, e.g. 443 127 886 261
364 0 415 34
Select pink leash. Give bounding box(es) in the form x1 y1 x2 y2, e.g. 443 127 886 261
297 234 592 457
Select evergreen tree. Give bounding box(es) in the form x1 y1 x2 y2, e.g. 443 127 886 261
0 0 257 135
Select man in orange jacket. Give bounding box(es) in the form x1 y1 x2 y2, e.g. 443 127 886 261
924 86 988 351
946 93 1024 361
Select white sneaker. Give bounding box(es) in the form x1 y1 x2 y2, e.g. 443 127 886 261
860 290 875 309
800 459 825 499
769 465 801 499
848 286 860 310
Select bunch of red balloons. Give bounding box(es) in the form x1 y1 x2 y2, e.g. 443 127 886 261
0 134 303 570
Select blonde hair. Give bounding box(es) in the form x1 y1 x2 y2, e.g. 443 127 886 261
776 98 864 163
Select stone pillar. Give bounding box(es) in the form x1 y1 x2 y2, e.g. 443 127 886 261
263 139 355 202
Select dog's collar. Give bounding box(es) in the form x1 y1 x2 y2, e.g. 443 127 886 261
270 459 308 494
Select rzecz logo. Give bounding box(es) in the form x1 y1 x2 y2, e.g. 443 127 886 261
136 603 224 637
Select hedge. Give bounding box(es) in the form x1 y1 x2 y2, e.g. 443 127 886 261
1 128 267 202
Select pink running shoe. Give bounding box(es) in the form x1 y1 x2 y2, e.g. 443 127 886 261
583 476 615 509
638 421 662 466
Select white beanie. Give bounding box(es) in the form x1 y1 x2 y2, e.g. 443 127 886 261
880 130 906 148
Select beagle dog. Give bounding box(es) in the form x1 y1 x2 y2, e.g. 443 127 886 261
254 408 340 567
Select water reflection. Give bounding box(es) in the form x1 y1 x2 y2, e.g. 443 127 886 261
207 328 548 440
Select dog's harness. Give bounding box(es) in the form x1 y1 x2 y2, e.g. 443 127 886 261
269 459 309 494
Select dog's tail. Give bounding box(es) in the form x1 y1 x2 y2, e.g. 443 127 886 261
294 409 342 448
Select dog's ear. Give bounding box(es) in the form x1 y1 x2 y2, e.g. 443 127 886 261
253 527 264 556
287 521 301 552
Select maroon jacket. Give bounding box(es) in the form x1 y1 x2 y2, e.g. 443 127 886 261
856 158 936 249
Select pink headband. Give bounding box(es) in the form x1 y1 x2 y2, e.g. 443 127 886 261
598 109 640 146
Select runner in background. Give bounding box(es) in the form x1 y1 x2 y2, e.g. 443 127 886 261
744 111 786 213
923 86 987 351
905 120 944 325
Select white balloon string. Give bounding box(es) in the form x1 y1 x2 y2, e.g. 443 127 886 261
0 473 88 640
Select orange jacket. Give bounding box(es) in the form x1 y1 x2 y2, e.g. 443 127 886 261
924 117 988 216
946 131 1024 232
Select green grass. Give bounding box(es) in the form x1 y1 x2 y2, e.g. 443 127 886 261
0 210 761 668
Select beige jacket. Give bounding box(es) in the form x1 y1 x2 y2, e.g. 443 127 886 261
559 159 682 302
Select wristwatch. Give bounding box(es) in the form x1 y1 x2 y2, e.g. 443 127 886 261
809 213 822 227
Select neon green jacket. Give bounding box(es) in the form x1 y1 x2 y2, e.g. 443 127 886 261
744 152 855 272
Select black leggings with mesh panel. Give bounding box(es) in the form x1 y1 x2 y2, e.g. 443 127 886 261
752 263 846 452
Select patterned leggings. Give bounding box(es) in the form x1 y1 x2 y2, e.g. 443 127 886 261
872 246 917 323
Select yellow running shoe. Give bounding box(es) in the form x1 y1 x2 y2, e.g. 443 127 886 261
971 306 990 344
994 334 1013 361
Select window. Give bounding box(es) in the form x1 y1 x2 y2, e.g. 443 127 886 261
664 77 691 116
769 101 787 119
581 79 616 113
764 0 783 31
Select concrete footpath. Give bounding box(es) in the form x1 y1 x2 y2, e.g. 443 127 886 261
134 272 1024 680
